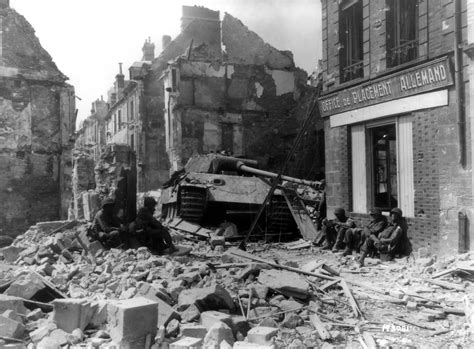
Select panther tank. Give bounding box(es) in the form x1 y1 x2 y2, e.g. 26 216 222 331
160 154 321 238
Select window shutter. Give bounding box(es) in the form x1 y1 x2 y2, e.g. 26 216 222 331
351 124 367 213
397 116 415 217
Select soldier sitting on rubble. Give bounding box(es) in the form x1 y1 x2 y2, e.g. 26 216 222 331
319 207 355 252
341 208 388 257
91 198 128 248
130 197 177 255
358 207 413 267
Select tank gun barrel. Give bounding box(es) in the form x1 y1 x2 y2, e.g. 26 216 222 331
237 162 321 187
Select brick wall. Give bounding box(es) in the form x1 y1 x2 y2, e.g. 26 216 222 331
320 0 472 255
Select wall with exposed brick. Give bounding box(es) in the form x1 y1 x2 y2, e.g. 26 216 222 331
0 6 76 237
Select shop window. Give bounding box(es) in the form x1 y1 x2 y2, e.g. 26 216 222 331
369 124 398 210
339 0 363 83
386 0 418 68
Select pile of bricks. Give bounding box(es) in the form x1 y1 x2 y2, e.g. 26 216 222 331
0 220 473 348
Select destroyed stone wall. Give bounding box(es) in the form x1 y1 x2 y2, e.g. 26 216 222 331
164 12 322 177
222 13 295 70
94 144 137 223
0 5 76 237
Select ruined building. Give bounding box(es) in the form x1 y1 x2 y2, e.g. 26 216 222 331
161 7 322 176
319 0 472 255
77 5 324 198
0 0 76 236
75 98 108 162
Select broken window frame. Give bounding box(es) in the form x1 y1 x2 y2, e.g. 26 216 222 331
339 0 364 83
386 0 419 68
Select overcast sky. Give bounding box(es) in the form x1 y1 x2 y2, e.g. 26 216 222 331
11 0 321 126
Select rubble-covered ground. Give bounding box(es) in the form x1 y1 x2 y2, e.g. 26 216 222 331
0 221 473 349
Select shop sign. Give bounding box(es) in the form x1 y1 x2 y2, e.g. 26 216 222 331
318 57 454 117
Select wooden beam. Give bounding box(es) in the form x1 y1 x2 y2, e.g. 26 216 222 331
309 314 332 341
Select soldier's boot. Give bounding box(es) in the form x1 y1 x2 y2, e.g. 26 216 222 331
358 251 367 268
342 247 352 256
322 241 332 250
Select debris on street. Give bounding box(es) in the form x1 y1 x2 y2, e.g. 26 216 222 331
0 221 473 348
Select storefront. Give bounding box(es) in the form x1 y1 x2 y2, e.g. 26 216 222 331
318 56 471 254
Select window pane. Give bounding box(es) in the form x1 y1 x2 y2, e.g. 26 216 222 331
386 0 418 68
371 124 397 210
339 1 363 83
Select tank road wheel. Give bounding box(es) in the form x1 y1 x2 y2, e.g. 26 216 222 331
268 196 293 234
179 187 207 223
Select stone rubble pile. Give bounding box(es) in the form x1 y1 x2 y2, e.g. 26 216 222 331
0 221 473 348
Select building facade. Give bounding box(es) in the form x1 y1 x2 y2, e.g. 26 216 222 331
0 0 76 236
320 0 472 255
75 98 108 161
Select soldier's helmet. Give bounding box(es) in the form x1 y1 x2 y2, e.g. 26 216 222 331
390 207 403 217
334 207 345 216
144 197 158 207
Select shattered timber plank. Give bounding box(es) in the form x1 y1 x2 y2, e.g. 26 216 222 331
227 248 336 281
362 332 377 349
165 218 212 239
309 314 332 341
285 239 312 250
422 278 465 291
340 279 363 318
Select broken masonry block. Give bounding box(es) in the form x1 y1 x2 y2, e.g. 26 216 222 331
180 323 208 339
178 285 235 312
136 283 181 328
180 303 201 323
5 273 45 299
258 269 310 300
26 308 44 322
29 320 57 343
2 309 22 323
166 318 180 338
88 240 105 257
0 315 25 339
200 310 232 330
52 298 94 333
107 297 158 349
170 336 203 349
0 295 28 315
246 326 279 345
406 301 418 311
203 322 235 348
89 300 108 329
0 246 24 263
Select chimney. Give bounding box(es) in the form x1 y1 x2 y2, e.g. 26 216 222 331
0 0 9 9
116 63 125 89
162 35 171 50
142 37 155 61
